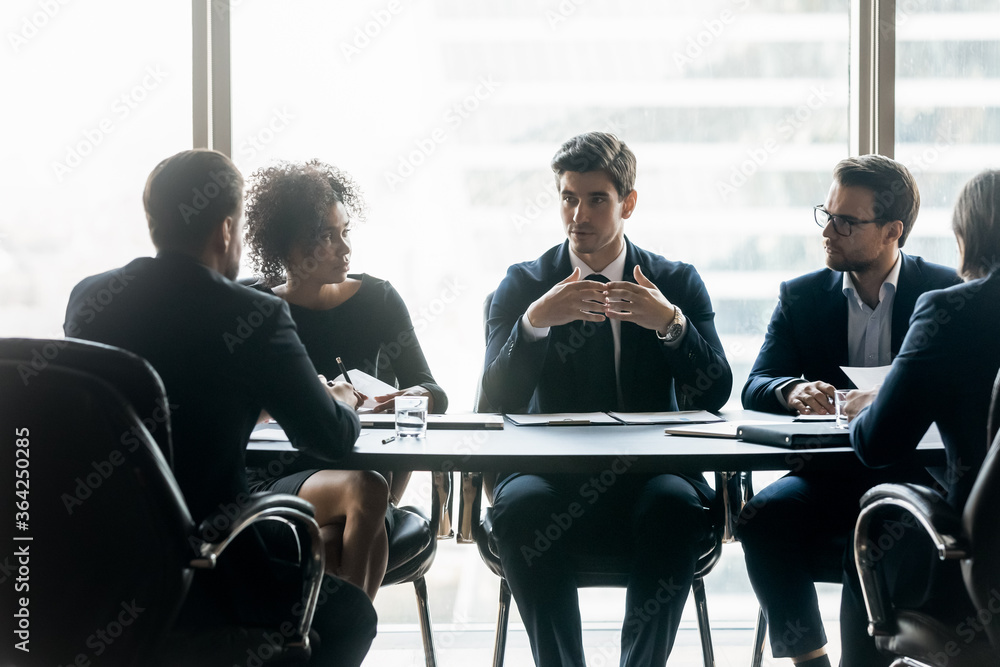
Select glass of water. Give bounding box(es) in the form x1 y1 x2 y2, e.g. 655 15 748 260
834 389 851 429
395 395 428 438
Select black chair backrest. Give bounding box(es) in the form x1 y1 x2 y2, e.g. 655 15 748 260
1 338 175 467
0 338 194 664
474 291 496 413
989 366 1000 446
962 367 1000 651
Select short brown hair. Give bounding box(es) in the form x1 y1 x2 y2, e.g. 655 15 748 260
144 149 244 252
952 169 1000 280
551 132 636 199
834 154 920 246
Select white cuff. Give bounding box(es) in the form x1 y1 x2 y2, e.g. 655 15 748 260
520 313 550 342
775 378 802 409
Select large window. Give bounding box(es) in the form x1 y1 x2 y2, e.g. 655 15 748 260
230 1 856 414
0 1 192 337
4 1 997 663
895 0 1000 264
230 1 856 661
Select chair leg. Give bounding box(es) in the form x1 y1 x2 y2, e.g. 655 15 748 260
492 577 511 667
692 576 715 667
413 576 437 667
750 607 766 667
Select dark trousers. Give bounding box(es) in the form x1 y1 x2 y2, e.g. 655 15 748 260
172 527 377 667
735 463 931 658
491 471 712 667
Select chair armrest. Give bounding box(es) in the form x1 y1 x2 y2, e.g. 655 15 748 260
854 483 968 636
859 483 967 560
191 492 325 646
457 472 484 544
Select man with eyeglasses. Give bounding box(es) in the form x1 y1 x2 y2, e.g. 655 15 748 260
736 154 960 667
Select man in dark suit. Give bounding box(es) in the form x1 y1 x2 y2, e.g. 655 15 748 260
63 149 377 666
840 170 1000 665
737 154 960 667
482 132 732 667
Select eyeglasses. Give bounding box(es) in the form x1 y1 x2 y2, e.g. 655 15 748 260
813 205 882 237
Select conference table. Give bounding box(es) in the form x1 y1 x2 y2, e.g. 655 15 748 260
246 409 946 542
245 410 947 664
246 409 945 475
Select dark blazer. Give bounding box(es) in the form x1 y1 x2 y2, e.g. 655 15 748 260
254 274 448 413
852 269 1000 508
482 237 732 413
742 253 961 414
63 251 360 524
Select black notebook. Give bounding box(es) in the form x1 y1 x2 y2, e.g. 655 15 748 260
736 423 851 449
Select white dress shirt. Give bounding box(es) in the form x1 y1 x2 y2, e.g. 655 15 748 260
843 250 901 367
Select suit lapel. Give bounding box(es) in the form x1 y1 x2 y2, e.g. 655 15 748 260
821 270 850 370
890 253 919 356
550 241 574 282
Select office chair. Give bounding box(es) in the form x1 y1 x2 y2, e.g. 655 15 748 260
378 477 451 667
457 293 750 667
852 368 1000 666
0 338 325 666
239 276 449 667
373 345 453 667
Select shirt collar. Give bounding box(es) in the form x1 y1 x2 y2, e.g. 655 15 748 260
842 250 901 306
569 243 627 282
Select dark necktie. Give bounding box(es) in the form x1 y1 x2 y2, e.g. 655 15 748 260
574 273 618 411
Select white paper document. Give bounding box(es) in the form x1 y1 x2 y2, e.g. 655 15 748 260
608 410 724 425
333 369 398 411
506 413 622 426
840 365 892 390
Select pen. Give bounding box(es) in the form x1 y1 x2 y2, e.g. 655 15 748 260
336 356 353 384
381 435 396 444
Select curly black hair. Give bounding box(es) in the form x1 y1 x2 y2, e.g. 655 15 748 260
245 159 367 286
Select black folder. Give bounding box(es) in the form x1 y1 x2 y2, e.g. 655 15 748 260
736 423 851 449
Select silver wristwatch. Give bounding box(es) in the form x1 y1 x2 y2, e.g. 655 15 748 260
657 306 684 343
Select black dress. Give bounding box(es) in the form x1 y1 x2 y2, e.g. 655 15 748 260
248 273 448 494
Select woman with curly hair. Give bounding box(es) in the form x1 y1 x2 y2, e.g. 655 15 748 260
243 160 449 597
